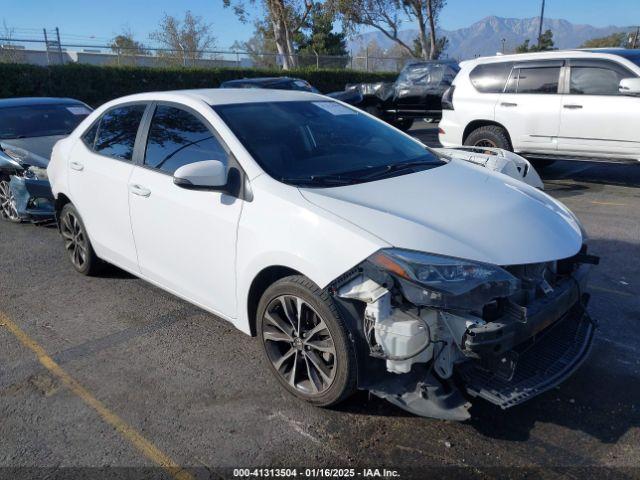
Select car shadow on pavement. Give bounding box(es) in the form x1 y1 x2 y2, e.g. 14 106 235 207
99 263 136 279
540 161 640 189
467 349 640 444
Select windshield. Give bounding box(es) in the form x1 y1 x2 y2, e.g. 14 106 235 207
213 100 445 187
0 103 91 139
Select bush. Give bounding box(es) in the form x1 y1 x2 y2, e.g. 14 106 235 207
0 63 397 107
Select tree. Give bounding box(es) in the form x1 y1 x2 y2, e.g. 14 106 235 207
296 4 348 67
110 28 147 57
231 20 279 68
356 39 386 71
150 11 216 66
0 20 25 64
412 34 447 59
224 0 314 69
516 29 554 53
580 32 630 49
334 0 447 60
403 0 446 60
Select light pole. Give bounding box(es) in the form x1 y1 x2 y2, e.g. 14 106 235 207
537 0 546 49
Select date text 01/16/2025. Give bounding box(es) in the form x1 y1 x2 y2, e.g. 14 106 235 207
233 468 401 478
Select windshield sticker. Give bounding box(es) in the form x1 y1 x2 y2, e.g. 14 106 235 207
66 106 92 115
313 101 357 116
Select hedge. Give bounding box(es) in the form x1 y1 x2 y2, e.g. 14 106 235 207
0 63 397 108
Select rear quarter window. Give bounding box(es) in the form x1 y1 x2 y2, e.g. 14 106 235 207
469 62 514 93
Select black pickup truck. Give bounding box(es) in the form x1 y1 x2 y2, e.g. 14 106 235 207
346 60 460 130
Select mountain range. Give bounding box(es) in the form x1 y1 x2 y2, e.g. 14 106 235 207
347 16 633 60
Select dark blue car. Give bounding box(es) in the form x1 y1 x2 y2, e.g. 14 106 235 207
0 97 92 223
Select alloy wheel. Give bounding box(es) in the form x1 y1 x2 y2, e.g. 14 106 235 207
262 295 337 396
60 210 89 270
0 180 20 222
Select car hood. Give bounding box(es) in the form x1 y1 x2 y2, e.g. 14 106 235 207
0 135 66 168
299 160 583 266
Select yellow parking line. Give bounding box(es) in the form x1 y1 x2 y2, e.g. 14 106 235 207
0 312 193 480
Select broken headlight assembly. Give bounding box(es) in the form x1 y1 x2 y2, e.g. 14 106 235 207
367 249 519 310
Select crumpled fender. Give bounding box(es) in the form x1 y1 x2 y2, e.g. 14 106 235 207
435 146 544 190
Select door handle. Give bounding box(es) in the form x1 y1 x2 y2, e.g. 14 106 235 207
564 104 583 109
129 184 151 197
69 161 84 171
500 102 518 107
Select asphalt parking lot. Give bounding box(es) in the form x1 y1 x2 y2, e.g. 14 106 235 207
1 121 639 479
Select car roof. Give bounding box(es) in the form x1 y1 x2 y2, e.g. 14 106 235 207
221 77 297 86
0 97 87 108
104 88 325 107
460 48 640 67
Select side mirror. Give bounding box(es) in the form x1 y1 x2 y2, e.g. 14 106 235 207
619 78 640 96
173 160 228 190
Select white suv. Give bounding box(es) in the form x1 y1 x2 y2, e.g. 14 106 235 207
439 49 640 164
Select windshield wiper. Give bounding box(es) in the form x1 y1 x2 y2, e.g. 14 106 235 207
281 174 360 187
358 158 442 181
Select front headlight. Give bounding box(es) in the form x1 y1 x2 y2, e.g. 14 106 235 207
368 249 519 310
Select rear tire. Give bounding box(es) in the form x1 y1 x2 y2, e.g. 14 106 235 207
257 275 358 407
59 203 102 276
464 125 512 151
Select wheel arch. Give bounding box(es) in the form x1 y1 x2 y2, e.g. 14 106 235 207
246 265 303 336
462 120 512 146
54 193 72 228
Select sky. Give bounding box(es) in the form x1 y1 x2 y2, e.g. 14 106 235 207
1 0 637 50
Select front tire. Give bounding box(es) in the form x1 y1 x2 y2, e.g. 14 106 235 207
257 275 357 407
464 125 512 151
59 203 101 276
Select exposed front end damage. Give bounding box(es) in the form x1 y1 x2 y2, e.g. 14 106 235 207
0 145 55 223
332 246 599 421
9 174 55 221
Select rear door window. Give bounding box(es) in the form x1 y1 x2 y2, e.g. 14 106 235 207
506 66 561 94
469 62 513 93
93 104 147 160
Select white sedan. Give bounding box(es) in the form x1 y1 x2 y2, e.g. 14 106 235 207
48 89 596 420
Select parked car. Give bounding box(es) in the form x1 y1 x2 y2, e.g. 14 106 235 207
439 49 640 166
220 76 364 106
221 76 321 93
48 89 597 420
0 97 92 222
346 60 460 130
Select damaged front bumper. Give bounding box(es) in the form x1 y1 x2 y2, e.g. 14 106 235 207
9 175 55 221
334 249 598 421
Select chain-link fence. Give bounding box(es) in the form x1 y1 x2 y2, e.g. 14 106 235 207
0 38 409 72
